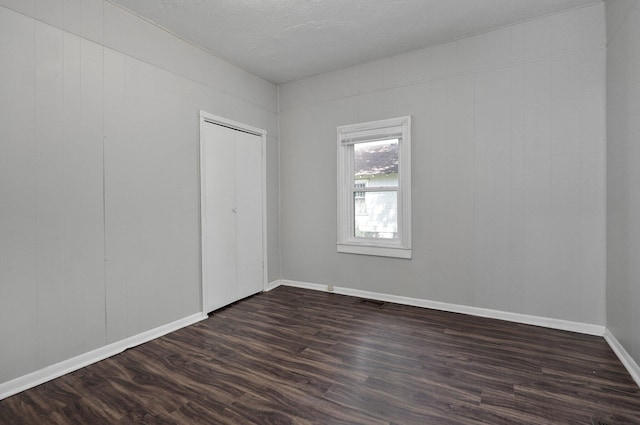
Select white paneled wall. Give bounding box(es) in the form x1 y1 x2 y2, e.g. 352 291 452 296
0 1 278 386
279 4 606 325
0 6 40 383
0 8 107 382
279 5 605 112
606 0 640 372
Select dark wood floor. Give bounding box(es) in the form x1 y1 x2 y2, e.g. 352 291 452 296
1 286 639 424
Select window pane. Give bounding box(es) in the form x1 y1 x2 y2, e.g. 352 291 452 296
354 191 397 239
354 139 398 188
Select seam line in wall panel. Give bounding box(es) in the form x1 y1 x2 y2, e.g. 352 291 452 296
579 53 584 316
471 73 477 306
548 61 554 315
78 33 85 353
519 65 525 311
33 17 40 371
600 49 607 323
63 28 68 357
276 85 282 280
102 3 108 345
507 67 513 310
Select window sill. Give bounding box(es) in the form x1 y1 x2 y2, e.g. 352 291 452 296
337 243 412 259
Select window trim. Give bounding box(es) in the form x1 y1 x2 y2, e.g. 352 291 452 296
337 116 412 259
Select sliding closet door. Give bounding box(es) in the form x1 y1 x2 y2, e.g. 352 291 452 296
201 118 264 313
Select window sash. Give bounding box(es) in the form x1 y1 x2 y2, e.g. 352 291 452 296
351 186 397 192
352 188 398 240
344 146 402 246
340 126 404 145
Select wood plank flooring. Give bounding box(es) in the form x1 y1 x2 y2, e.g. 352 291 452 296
1 286 639 424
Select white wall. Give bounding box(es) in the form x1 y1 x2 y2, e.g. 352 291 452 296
0 0 278 385
606 0 640 367
279 4 606 325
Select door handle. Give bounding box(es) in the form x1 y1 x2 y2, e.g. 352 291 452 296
232 207 237 213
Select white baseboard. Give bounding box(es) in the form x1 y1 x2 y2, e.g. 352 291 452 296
604 329 640 387
3 281 637 401
280 279 606 336
0 312 207 401
277 280 640 384
264 280 282 292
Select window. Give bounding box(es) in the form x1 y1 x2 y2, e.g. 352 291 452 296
337 116 411 259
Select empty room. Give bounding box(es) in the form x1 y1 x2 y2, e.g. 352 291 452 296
1 0 639 423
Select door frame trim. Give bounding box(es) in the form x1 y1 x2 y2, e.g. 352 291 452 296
199 110 268 315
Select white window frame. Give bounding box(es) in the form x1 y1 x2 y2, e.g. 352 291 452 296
337 116 412 259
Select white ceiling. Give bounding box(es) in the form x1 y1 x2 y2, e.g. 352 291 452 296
109 0 601 84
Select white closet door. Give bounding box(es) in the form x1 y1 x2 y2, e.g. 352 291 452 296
234 131 264 300
201 121 263 313
202 123 237 312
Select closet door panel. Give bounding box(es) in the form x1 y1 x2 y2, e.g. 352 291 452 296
202 123 237 312
235 131 263 300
